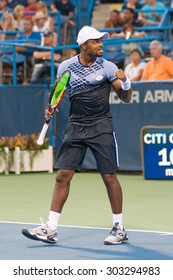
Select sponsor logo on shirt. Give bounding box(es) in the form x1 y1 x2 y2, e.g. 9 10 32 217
96 75 103 81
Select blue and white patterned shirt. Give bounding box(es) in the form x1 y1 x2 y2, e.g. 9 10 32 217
57 55 118 125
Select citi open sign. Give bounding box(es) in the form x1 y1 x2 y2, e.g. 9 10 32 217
141 126 173 179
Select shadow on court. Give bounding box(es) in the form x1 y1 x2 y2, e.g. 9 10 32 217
0 222 173 260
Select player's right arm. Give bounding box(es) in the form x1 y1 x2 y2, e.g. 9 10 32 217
105 60 132 103
112 69 132 103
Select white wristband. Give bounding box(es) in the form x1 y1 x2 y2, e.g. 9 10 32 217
120 76 131 91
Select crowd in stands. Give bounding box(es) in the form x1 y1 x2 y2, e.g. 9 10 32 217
0 0 173 84
103 0 173 81
0 0 76 84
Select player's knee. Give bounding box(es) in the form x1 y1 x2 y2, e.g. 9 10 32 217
102 173 118 185
55 169 73 185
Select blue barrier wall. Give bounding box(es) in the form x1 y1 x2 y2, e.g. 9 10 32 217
0 85 48 136
110 81 173 170
55 81 173 171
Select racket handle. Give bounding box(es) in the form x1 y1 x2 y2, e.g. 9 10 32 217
37 122 49 145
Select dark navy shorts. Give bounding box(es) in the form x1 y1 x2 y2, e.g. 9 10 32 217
55 119 119 173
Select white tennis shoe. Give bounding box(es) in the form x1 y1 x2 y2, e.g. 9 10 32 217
104 222 128 245
22 222 57 244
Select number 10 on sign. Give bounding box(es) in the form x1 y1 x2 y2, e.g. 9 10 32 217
158 148 173 166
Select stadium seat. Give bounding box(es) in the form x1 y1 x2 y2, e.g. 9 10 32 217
138 41 151 56
162 41 173 56
0 54 27 84
105 51 125 69
105 43 122 53
143 24 165 41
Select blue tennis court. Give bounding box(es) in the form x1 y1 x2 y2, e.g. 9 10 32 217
1 222 173 260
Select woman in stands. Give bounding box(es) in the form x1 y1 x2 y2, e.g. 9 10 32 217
124 48 146 81
33 1 54 32
0 11 16 40
33 11 57 45
13 4 25 31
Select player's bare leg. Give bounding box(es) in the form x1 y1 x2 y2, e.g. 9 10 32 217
50 169 75 213
101 173 122 214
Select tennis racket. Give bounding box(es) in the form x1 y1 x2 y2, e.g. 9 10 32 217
37 70 71 145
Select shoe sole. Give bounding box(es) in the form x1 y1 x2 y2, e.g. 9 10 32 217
104 238 128 245
21 229 57 244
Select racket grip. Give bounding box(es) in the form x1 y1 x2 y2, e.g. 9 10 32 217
37 122 49 145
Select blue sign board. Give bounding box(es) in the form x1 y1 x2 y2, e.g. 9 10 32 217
141 126 173 179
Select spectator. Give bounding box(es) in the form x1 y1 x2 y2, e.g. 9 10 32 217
6 0 27 9
16 18 41 56
33 11 57 45
111 23 146 39
121 7 143 27
16 18 41 80
138 0 166 25
25 0 38 19
30 31 62 84
104 10 123 32
0 0 12 13
141 40 173 80
50 0 76 28
34 1 54 32
13 4 25 31
0 12 16 40
124 48 146 81
122 0 143 10
33 11 49 32
122 0 143 20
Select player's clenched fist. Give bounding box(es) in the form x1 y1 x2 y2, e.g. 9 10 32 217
114 69 127 82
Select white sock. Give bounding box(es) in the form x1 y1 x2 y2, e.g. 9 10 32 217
113 213 123 230
47 211 61 231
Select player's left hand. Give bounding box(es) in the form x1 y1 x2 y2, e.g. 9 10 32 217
114 69 127 82
45 107 52 119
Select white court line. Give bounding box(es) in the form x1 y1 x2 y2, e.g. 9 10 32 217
160 233 173 236
0 220 173 235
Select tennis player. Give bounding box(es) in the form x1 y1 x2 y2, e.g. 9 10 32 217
22 26 132 245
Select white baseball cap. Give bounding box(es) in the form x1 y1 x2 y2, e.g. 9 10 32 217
77 25 109 45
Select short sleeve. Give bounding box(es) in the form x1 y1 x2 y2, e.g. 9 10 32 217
103 60 119 82
56 60 69 77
